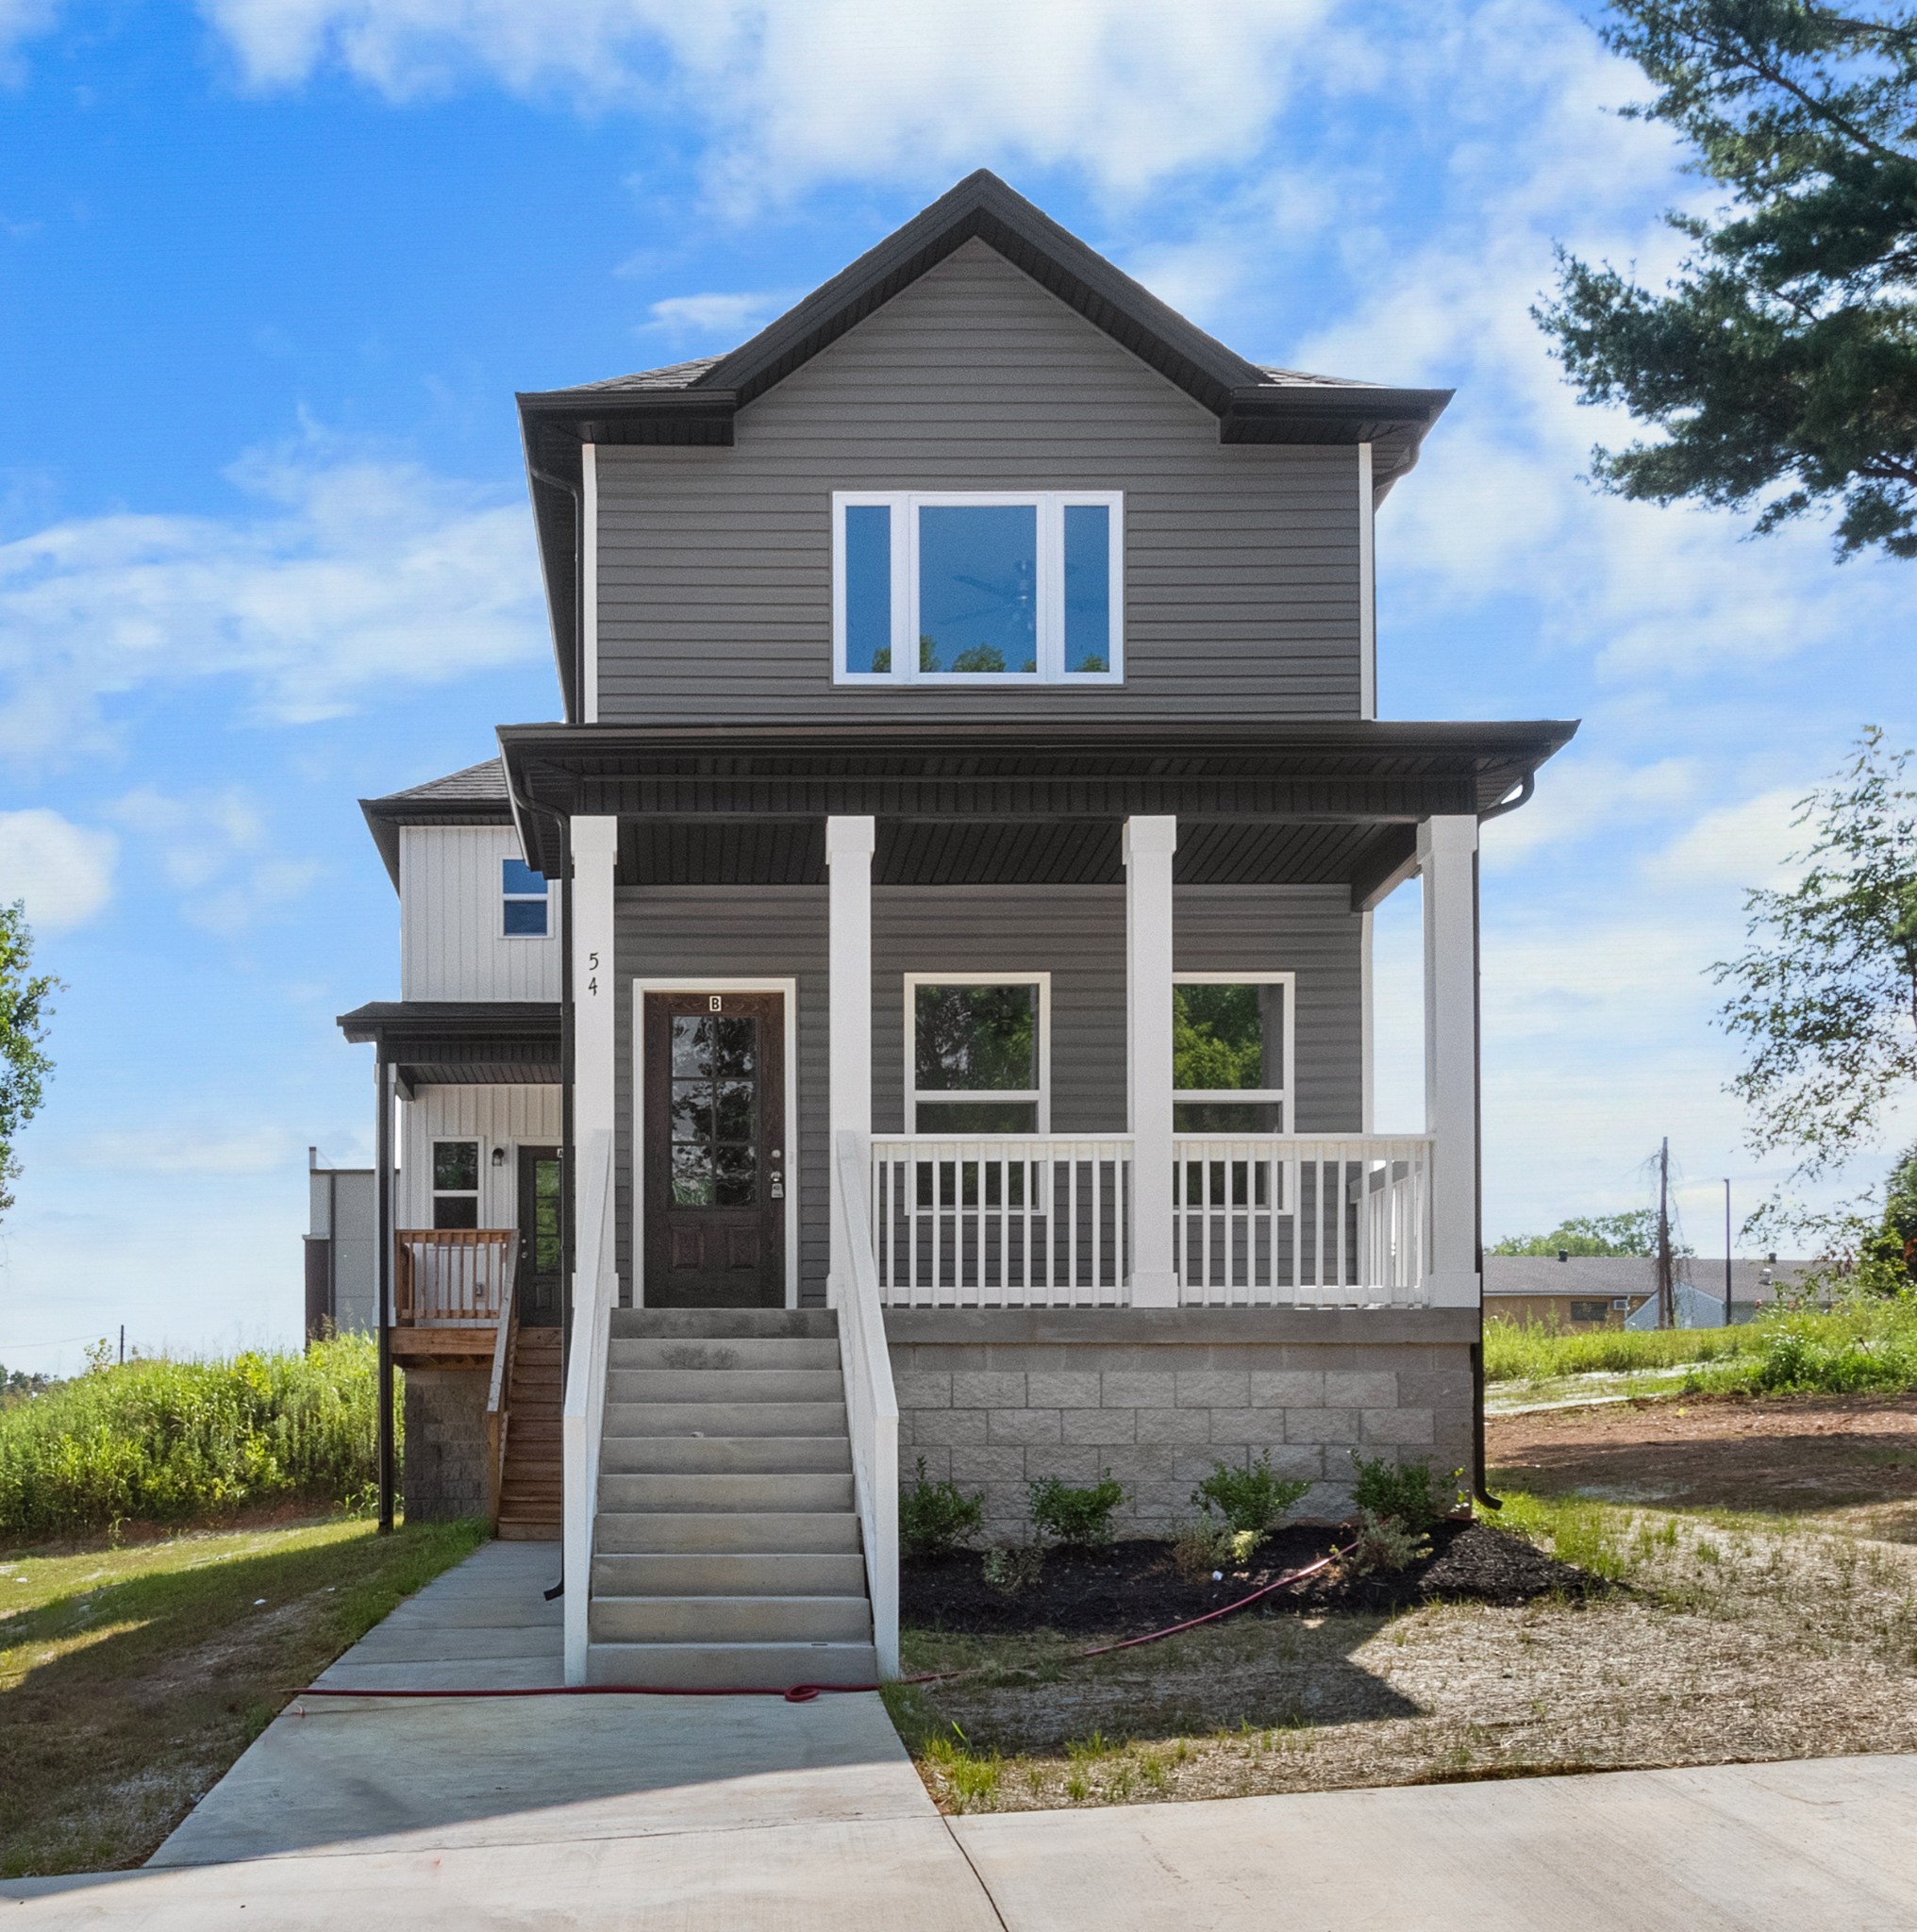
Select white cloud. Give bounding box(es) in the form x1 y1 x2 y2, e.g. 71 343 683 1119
0 808 117 931
643 290 788 341
0 434 543 763
0 0 58 74
200 0 1338 201
102 785 321 934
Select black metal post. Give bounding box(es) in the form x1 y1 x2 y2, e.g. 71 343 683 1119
375 1046 395 1535
1725 1179 1734 1328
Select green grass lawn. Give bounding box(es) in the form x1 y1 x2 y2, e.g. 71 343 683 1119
1485 1300 1917 1407
0 1514 485 1876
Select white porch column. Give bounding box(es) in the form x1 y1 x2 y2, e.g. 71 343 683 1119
1419 814 1480 1307
826 816 875 1300
1125 815 1178 1307
571 816 618 1288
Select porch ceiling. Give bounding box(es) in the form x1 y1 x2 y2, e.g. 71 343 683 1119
336 1001 561 1096
501 719 1574 903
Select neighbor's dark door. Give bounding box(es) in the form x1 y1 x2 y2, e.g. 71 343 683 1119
643 991 786 1308
516 1145 563 1326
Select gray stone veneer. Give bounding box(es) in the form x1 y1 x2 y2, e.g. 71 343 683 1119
885 1307 1477 1540
402 1367 490 1523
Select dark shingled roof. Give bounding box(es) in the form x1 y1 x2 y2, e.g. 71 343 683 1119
359 758 515 889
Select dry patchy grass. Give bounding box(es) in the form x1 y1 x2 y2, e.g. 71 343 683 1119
0 1514 484 1875
891 1487 1917 1813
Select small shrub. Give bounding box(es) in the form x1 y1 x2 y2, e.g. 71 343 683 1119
1345 1507 1431 1576
898 1457 983 1560
1191 1452 1310 1544
1027 1473 1125 1547
1350 1453 1446 1529
1171 1518 1263 1583
981 1541 1045 1595
924 1726 1002 1809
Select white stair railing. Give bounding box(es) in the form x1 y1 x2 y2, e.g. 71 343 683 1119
561 1128 616 1685
832 1128 899 1678
869 1134 1134 1307
1173 1135 1432 1306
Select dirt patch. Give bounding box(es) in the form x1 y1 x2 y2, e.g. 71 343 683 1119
1488 1391 1917 1535
903 1524 1600 1637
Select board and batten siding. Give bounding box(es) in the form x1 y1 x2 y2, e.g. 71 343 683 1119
400 826 562 1003
612 883 1361 1306
595 238 1364 724
397 1086 562 1228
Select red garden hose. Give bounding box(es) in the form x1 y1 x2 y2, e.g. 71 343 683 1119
292 1541 1355 1707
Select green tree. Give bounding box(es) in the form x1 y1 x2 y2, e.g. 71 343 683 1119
1536 1 1917 557
0 903 57 1224
1492 1210 1663 1256
1714 730 1917 1177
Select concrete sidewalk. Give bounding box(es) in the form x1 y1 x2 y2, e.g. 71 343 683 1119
4 1541 1915 1927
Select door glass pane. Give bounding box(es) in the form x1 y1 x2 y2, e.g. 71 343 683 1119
672 1145 714 1207
1063 503 1110 673
844 504 892 674
533 1159 561 1269
672 1016 711 1077
915 984 1037 1091
671 1081 709 1141
712 1017 757 1078
713 1143 758 1208
715 1079 756 1141
433 1141 478 1191
1173 984 1283 1091
917 505 1038 674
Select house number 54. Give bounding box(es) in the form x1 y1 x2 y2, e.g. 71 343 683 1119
587 949 599 996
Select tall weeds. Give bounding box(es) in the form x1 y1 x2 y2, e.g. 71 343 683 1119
0 1338 392 1541
1485 1300 1917 1395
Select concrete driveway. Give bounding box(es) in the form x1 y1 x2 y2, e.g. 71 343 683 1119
5 1541 1914 1928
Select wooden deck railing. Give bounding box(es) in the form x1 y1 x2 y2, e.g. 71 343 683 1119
394 1229 515 1326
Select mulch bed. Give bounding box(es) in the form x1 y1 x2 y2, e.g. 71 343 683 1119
900 1522 1602 1636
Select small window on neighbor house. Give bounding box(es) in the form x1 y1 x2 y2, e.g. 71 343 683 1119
1173 977 1293 1133
1570 1300 1611 1324
836 492 1123 684
908 977 1048 1133
502 858 549 937
432 1141 480 1229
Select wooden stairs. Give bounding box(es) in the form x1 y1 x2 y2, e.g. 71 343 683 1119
496 1326 562 1541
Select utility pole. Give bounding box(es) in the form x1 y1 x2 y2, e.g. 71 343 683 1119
1657 1138 1675 1330
118 1324 125 1366
1724 1179 1734 1329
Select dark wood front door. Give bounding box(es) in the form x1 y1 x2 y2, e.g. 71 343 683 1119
516 1145 563 1326
644 991 787 1308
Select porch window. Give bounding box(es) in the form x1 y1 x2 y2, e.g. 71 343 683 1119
431 1141 481 1229
834 492 1123 684
1172 975 1293 1132
907 975 1049 1132
502 858 549 938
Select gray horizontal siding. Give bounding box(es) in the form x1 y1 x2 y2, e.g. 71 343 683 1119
610 885 1363 1307
597 239 1361 723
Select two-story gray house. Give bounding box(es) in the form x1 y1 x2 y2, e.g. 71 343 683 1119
338 172 1573 1690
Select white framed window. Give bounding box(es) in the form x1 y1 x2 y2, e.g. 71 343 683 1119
431 1140 481 1228
905 974 1051 1132
834 491 1123 685
1172 974 1294 1133
502 858 550 938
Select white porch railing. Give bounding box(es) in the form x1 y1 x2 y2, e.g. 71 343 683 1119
866 1133 1432 1307
869 1135 1134 1307
1174 1135 1433 1307
831 1129 899 1678
562 1128 616 1685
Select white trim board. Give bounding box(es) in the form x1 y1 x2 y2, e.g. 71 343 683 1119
629 976 801 1309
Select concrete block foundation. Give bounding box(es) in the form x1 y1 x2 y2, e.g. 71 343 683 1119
885 1307 1478 1541
403 1366 490 1523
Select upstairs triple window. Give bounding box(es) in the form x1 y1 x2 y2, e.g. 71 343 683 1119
834 492 1123 685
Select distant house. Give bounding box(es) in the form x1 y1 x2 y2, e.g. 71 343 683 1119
304 1149 376 1340
1484 1254 1813 1330
323 172 1575 1689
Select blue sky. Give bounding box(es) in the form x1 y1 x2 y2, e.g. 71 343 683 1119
2 0 1912 1372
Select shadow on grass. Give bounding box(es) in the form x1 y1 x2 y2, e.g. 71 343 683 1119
1 1517 484 1876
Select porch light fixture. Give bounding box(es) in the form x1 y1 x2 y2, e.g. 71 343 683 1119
492 1147 508 1168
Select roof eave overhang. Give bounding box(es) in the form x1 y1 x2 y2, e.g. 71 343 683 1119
358 794 517 892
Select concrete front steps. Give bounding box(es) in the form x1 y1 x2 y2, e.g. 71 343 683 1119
496 1326 562 1541
585 1307 877 1690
